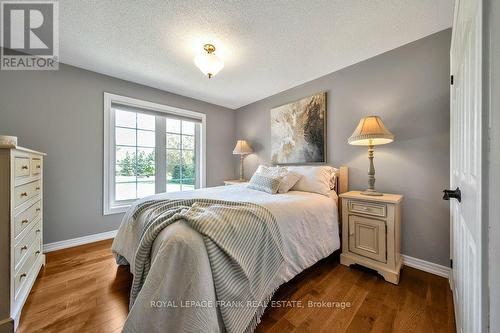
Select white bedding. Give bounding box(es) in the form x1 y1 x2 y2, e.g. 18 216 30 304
112 184 340 332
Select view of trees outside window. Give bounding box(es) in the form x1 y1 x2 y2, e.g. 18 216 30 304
115 110 156 200
114 109 197 201
166 119 196 192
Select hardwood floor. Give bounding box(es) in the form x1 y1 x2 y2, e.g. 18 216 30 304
17 240 455 333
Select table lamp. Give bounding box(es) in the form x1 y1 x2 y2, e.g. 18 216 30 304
233 140 253 181
348 116 394 196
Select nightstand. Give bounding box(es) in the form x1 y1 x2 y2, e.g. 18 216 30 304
339 191 403 284
224 179 249 186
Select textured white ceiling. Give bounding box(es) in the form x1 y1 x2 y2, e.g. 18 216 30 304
59 0 453 109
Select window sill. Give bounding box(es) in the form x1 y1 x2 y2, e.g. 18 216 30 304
103 202 133 215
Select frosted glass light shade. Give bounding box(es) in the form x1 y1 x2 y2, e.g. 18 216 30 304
233 140 253 155
348 116 394 146
194 52 224 78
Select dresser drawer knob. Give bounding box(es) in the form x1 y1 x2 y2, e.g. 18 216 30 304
21 165 28 170
19 273 27 280
36 229 41 233
35 187 40 190
21 219 29 224
20 192 28 197
36 208 41 212
35 250 40 255
21 245 28 251
36 165 41 169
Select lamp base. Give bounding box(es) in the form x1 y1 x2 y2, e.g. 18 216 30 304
361 189 383 196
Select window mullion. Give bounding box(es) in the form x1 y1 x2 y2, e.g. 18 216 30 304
155 116 166 193
135 113 138 199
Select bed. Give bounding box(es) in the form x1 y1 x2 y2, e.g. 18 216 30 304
112 166 348 333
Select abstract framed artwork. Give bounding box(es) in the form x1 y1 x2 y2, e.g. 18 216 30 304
270 92 326 164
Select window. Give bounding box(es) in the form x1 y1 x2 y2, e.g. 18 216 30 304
115 110 156 201
166 119 198 192
104 93 206 215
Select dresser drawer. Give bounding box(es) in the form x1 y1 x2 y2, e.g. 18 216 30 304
14 236 42 301
348 200 386 217
31 157 42 176
13 180 41 208
14 220 41 271
14 157 30 178
14 200 42 239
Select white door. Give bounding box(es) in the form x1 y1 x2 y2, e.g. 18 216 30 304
449 0 483 332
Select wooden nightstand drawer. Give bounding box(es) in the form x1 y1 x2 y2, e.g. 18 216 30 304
348 200 386 217
348 215 386 263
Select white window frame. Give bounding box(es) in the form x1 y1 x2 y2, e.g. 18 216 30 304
103 92 206 215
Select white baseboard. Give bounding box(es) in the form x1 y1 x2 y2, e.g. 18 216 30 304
43 232 451 281
43 230 118 252
403 254 450 278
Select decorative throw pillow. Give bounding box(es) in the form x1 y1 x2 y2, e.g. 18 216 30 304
247 172 283 194
253 165 302 194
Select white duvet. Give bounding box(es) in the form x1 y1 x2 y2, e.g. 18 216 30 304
112 184 340 332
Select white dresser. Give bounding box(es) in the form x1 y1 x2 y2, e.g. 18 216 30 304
0 146 45 332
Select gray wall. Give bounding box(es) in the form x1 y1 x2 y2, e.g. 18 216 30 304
0 63 236 243
235 29 451 266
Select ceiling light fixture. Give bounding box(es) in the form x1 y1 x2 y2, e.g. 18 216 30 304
194 44 224 79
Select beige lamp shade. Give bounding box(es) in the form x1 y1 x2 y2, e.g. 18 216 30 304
348 116 395 146
233 140 253 155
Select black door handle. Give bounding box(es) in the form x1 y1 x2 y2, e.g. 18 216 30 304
443 187 461 202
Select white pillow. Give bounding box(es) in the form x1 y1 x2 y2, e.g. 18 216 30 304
253 165 302 194
330 167 339 190
278 171 302 193
287 166 335 196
